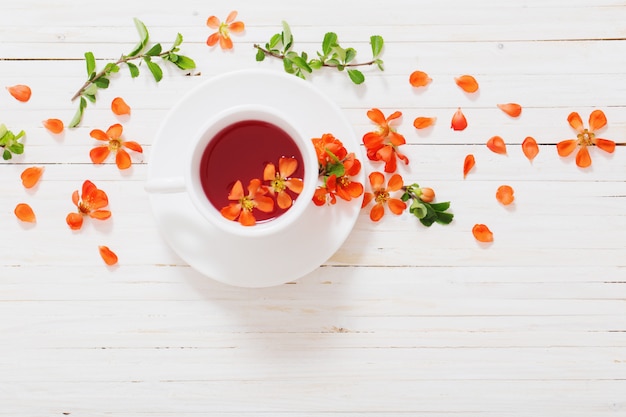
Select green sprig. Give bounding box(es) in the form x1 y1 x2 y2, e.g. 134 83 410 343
0 124 25 161
69 18 196 128
401 184 454 227
254 21 384 84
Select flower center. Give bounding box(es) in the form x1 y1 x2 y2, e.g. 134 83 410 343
77 202 90 214
271 176 287 193
577 129 595 146
109 139 122 151
219 22 230 37
374 190 389 204
240 196 255 212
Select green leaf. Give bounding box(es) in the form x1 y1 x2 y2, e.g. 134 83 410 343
281 21 293 50
429 201 451 211
370 35 384 57
435 211 454 225
268 33 281 49
282 57 295 74
375 58 385 71
291 55 312 73
345 47 357 64
145 58 163 82
127 18 150 57
0 124 8 140
146 43 162 56
255 48 266 62
308 59 322 69
94 77 110 89
347 69 365 84
84 93 97 103
322 32 337 56
84 83 99 96
172 55 196 70
85 52 96 78
68 97 87 128
8 142 24 155
172 32 183 48
3 149 11 160
326 162 345 178
127 61 140 78
103 62 120 75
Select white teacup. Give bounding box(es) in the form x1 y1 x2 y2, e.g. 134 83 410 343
144 104 318 238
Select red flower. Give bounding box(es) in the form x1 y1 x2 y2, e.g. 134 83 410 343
206 11 245 50
66 180 112 230
362 108 408 173
557 110 615 168
220 179 274 226
264 157 304 209
312 133 348 166
89 123 143 170
361 172 406 222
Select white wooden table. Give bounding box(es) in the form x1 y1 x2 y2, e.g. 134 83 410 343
1 1 625 415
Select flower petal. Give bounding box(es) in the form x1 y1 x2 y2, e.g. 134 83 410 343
99 245 118 266
229 21 245 33
89 210 112 220
278 156 298 177
472 224 493 243
313 187 329 206
254 195 275 213
409 70 432 87
413 117 436 129
263 163 276 181
89 129 110 141
219 35 233 50
228 180 244 201
276 191 293 209
463 154 475 179
206 16 220 28
238 210 256 226
106 123 123 140
220 203 241 220
454 75 479 93
111 97 131 116
595 138 615 153
123 141 143 153
486 136 507 155
225 10 238 24
388 198 407 215
575 146 592 168
206 32 220 46
90 146 110 164
556 139 577 157
66 212 83 230
7 84 31 102
366 108 386 125
21 166 44 189
42 118 64 134
496 185 515 205
387 173 404 192
14 203 36 223
589 109 607 131
521 136 539 162
567 112 584 132
451 108 468 131
497 103 522 117
115 149 132 170
387 111 403 122
368 171 385 190
370 203 385 222
285 178 304 194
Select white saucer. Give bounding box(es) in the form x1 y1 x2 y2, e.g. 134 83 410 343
146 69 364 287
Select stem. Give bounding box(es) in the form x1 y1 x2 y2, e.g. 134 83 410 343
71 50 173 101
253 44 378 68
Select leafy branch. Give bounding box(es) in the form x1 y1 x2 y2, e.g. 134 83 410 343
69 18 196 128
401 183 454 227
254 21 384 84
0 124 25 160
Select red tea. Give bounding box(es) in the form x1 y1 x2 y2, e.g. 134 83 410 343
199 119 304 222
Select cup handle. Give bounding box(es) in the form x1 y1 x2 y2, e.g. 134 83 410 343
144 177 186 194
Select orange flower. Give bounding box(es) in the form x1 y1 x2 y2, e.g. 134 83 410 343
264 157 304 209
66 180 112 230
362 108 408 173
206 10 245 49
14 203 36 223
557 110 615 168
497 103 522 117
99 245 118 266
522 136 539 162
496 185 515 205
472 224 493 243
313 153 363 206
455 75 479 93
42 118 64 134
409 70 432 87
89 123 143 170
312 133 348 165
7 84 31 102
21 166 44 189
486 136 507 154
361 172 406 222
111 97 131 116
220 179 274 226
463 154 475 178
451 108 468 131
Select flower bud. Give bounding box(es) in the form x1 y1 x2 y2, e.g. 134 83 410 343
419 187 435 203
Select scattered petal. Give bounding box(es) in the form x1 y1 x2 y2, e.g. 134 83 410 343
413 117 436 129
451 108 468 131
111 97 131 116
7 84 32 102
21 166 44 188
496 185 515 205
42 118 64 134
463 154 475 179
486 136 507 154
472 224 493 243
497 103 522 117
454 75 479 93
14 203 36 223
521 136 539 162
409 70 432 87
99 245 119 266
